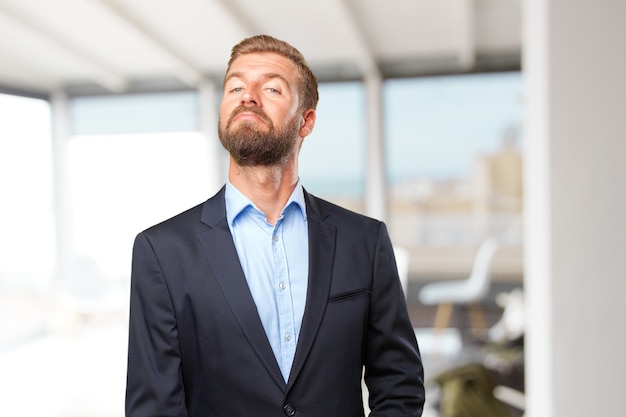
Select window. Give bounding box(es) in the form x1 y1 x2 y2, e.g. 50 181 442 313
384 72 524 282
66 91 212 283
299 82 366 212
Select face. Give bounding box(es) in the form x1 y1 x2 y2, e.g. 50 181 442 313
218 52 310 167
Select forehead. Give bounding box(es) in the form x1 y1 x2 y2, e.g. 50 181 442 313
225 52 299 84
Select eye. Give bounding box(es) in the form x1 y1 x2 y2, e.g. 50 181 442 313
266 87 280 94
230 87 243 93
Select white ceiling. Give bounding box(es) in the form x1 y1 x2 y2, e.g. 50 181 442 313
0 0 521 97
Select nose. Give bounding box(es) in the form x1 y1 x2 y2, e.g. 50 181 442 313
241 87 259 107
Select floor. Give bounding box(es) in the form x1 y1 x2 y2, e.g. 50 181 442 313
0 282 523 417
0 324 127 417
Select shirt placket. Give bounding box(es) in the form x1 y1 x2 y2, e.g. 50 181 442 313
272 221 296 379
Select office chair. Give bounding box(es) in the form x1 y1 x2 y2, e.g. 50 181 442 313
418 239 499 336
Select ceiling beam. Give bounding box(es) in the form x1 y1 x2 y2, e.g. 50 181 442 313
211 0 259 37
96 0 205 88
0 3 127 93
458 0 477 69
334 0 380 78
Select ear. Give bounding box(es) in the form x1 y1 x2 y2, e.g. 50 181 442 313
299 109 316 138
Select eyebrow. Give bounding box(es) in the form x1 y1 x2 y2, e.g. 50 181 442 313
224 72 292 88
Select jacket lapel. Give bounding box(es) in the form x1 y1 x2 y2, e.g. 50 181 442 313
198 188 286 390
287 191 336 388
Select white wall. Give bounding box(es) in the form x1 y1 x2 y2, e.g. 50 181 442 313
524 1 626 416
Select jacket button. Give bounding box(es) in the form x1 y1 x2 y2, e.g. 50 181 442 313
283 403 296 416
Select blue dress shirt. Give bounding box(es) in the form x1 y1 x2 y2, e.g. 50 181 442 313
225 181 309 381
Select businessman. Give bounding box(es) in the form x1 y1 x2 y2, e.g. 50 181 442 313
126 34 425 417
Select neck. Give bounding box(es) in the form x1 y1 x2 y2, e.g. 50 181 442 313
229 156 299 225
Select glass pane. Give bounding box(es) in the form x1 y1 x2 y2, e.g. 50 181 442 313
67 132 213 281
70 91 198 135
384 72 524 340
385 72 523 247
299 82 365 213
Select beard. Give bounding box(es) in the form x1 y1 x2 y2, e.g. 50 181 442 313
218 106 300 167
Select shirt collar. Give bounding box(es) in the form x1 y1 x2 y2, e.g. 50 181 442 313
225 179 307 228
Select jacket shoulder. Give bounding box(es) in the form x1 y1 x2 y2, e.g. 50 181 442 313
141 187 225 238
305 191 383 229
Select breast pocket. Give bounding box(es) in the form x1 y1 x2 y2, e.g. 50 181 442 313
328 287 371 303
322 288 370 352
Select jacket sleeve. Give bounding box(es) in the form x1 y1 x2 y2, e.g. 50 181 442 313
125 232 189 417
364 222 426 416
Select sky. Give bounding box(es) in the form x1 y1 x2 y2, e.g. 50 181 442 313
384 72 523 180
299 71 523 195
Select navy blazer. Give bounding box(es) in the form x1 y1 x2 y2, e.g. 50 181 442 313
126 187 425 417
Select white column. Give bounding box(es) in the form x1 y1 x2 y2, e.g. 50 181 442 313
524 1 626 416
198 79 225 194
364 72 387 222
50 90 73 282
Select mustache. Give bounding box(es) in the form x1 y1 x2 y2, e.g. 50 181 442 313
226 106 272 128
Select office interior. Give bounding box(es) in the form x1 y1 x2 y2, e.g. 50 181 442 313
0 1 624 416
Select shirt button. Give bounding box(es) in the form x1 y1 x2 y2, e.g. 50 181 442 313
283 403 296 416
279 282 286 290
284 333 292 342
273 234 279 241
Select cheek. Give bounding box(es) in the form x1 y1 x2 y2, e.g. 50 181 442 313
273 102 298 124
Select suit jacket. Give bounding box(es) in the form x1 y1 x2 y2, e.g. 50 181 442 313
126 187 425 417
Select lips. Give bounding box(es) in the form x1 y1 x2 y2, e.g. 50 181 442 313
227 106 272 128
235 112 263 122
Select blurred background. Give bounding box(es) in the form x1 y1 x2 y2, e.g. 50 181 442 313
0 1 624 416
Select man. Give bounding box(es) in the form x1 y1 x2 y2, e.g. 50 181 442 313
126 34 425 417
